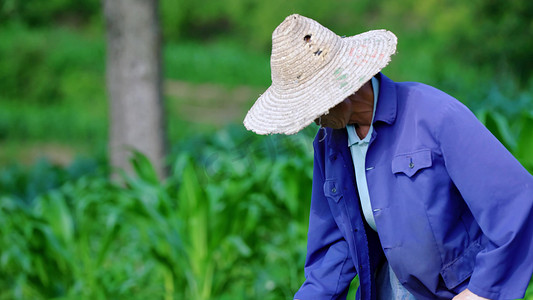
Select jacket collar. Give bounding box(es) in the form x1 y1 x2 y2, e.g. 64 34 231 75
373 73 397 125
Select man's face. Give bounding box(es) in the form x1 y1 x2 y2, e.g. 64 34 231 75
312 81 373 130
313 97 353 129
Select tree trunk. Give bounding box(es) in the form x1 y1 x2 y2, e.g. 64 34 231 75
104 0 167 179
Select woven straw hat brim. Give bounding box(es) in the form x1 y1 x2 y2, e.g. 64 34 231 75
243 15 397 135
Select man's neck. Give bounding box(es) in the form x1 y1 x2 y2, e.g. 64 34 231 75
347 81 374 138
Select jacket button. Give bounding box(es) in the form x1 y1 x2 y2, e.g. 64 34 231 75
409 162 414 169
331 187 337 193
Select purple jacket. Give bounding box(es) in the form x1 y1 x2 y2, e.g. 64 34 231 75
294 73 533 300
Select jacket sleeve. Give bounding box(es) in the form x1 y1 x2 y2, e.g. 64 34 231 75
294 147 357 299
437 100 533 299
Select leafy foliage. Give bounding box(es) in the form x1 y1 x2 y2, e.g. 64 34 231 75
0 0 100 27
3 0 533 81
0 126 317 299
454 0 533 84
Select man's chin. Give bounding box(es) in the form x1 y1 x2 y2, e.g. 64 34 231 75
326 122 344 130
315 119 344 129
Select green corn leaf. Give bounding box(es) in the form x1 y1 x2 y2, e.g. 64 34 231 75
477 109 517 151
515 114 533 172
227 235 252 257
130 150 160 184
41 191 74 245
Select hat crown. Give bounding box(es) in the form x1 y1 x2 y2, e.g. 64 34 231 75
244 14 397 135
270 14 341 90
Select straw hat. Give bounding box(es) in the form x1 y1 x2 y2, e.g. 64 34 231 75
243 14 397 135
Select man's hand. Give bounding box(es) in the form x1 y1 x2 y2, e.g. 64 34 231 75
452 288 490 300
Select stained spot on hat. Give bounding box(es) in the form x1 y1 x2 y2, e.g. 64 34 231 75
314 49 323 56
296 74 302 79
304 35 312 43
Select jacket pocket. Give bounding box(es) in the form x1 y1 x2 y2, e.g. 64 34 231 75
440 241 484 289
391 149 433 177
323 180 342 203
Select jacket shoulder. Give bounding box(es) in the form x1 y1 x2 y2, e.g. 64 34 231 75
395 81 475 123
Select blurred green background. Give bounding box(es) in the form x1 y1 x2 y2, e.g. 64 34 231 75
0 0 532 299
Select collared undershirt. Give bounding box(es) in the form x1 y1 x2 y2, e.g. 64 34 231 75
347 77 379 231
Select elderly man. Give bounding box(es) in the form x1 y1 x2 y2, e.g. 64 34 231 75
244 14 533 300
